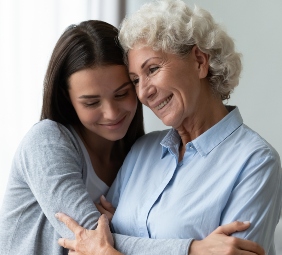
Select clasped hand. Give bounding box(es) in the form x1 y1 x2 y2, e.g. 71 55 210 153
55 196 265 255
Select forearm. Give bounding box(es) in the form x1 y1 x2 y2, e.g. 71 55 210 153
104 246 124 255
113 233 192 255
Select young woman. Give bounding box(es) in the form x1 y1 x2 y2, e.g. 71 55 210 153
0 20 144 255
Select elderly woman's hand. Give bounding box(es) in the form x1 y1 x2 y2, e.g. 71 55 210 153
55 213 123 255
189 221 265 255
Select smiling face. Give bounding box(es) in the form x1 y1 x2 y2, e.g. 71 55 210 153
128 46 209 129
68 65 137 142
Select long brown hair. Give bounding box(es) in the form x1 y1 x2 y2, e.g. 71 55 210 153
40 20 144 153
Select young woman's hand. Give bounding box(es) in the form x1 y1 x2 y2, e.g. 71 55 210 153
56 213 122 255
95 195 116 222
189 221 265 255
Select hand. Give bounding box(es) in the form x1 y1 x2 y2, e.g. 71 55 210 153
95 195 116 222
189 221 265 255
55 213 122 255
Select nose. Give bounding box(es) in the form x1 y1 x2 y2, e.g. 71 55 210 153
102 101 119 120
136 77 156 104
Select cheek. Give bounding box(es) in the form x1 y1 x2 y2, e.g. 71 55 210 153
70 97 100 126
126 93 138 113
75 106 99 124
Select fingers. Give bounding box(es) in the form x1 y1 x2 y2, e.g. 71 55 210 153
55 213 83 234
214 221 251 235
95 203 114 221
96 214 111 234
95 203 108 214
100 195 116 214
97 214 109 229
96 214 115 248
58 237 76 251
214 221 265 255
238 239 265 255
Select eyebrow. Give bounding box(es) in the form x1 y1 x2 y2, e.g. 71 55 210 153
129 57 161 76
114 81 133 92
78 81 132 99
141 57 160 69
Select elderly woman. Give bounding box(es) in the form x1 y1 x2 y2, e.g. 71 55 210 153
56 0 281 254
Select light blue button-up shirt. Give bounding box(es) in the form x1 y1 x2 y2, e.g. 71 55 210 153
107 106 282 254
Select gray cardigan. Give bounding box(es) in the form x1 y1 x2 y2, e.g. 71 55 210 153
0 120 191 255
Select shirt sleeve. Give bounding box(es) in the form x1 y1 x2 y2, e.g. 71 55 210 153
19 121 100 239
220 147 282 253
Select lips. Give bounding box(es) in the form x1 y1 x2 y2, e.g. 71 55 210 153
156 95 173 110
100 116 126 127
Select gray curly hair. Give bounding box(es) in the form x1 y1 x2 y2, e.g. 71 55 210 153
119 0 242 100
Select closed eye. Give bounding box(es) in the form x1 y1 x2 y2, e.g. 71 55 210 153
149 66 159 74
132 78 139 86
84 101 99 107
115 91 128 98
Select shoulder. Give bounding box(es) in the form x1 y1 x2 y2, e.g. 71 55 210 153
234 124 281 180
23 119 75 145
17 120 81 156
26 119 70 138
119 129 170 168
131 129 170 151
239 124 280 161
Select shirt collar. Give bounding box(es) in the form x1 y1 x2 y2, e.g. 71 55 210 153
160 128 181 158
160 106 243 158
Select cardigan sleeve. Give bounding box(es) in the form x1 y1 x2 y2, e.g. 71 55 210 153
113 234 192 255
18 120 100 239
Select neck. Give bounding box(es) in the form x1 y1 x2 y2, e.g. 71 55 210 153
175 91 228 160
73 124 126 187
74 124 120 162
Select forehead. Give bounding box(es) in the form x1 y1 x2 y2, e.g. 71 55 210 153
128 46 162 65
68 65 130 94
69 65 128 85
128 46 190 71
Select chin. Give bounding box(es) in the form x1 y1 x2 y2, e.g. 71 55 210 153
106 132 127 142
161 121 173 128
160 116 176 128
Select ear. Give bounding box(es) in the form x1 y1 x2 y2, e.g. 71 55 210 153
192 45 209 79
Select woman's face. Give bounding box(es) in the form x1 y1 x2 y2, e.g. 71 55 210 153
127 46 208 129
68 65 137 141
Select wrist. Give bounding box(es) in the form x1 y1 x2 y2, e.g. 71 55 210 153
188 240 201 255
103 244 123 255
